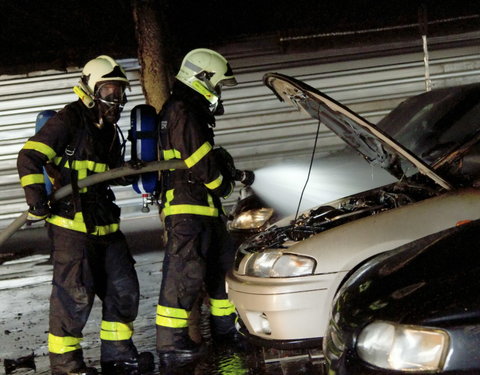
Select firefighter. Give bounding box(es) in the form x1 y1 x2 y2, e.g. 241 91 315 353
17 56 153 375
155 48 245 361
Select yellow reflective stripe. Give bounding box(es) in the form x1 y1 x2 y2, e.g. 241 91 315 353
52 158 108 194
163 204 218 217
206 193 215 210
205 174 223 190
184 142 212 168
23 141 56 160
156 305 189 328
20 174 46 187
210 298 236 317
28 212 47 220
156 316 189 328
48 333 82 354
192 80 215 102
53 157 109 173
100 321 133 341
157 305 190 319
162 149 181 161
164 189 174 208
77 168 88 193
163 189 218 217
210 298 236 308
47 212 119 235
100 330 132 341
76 160 108 172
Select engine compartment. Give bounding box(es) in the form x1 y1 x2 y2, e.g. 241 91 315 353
236 178 441 259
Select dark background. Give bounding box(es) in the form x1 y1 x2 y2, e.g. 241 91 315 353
1 0 480 75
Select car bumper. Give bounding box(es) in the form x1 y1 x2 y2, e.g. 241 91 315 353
226 270 338 343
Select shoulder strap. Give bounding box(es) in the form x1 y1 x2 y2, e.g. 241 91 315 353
58 102 88 211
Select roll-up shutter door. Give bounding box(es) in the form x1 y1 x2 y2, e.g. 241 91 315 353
1 34 480 229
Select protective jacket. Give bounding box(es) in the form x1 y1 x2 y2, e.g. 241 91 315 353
158 81 234 217
17 100 125 235
18 100 141 374
155 81 239 352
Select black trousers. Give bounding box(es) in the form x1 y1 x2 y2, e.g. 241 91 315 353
156 214 236 348
47 224 140 374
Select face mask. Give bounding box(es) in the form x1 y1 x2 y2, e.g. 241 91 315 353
95 83 127 125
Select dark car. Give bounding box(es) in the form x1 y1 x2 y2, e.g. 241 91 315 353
324 219 480 374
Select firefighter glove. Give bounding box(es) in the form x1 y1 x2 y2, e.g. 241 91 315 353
213 147 236 179
126 159 145 170
27 202 50 223
219 180 235 199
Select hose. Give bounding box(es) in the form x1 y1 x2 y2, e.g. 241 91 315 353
0 160 186 248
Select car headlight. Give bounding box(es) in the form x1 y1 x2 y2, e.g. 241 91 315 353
244 250 315 277
229 208 274 230
356 321 449 371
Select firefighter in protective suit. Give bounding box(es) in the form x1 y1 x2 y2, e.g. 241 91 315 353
156 48 245 361
17 56 153 375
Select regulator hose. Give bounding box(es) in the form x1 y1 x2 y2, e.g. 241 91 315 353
0 160 186 248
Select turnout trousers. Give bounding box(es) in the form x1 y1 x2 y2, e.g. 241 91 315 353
156 214 237 350
47 224 140 374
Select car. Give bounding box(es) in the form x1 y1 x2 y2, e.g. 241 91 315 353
227 185 278 250
323 218 480 374
226 72 480 349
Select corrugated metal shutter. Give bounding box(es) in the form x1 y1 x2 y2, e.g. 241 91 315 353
2 36 480 230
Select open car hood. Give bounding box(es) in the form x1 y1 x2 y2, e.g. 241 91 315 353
264 72 452 190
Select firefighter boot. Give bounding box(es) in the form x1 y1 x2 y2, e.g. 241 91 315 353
66 367 98 375
157 327 206 365
210 314 249 351
50 350 98 375
101 352 155 375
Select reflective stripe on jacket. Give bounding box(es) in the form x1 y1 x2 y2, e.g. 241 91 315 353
17 100 124 234
158 82 233 217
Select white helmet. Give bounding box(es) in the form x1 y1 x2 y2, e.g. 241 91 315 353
176 48 237 107
81 55 129 93
74 55 129 108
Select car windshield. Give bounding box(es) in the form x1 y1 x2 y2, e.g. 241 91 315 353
377 84 480 167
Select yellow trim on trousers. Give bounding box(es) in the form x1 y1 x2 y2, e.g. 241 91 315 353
100 320 134 341
48 333 82 354
156 305 190 328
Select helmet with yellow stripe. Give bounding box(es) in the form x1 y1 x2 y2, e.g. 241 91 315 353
73 55 130 109
176 48 237 110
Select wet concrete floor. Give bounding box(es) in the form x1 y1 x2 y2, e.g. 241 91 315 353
0 219 326 375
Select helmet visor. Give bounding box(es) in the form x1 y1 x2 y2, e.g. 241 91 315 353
96 82 127 108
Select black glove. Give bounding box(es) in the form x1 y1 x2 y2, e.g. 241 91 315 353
217 179 235 199
27 202 50 223
213 147 236 180
126 159 146 170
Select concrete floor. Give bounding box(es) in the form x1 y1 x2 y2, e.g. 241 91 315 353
0 216 326 375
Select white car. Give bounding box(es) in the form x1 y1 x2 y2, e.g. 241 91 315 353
226 73 480 349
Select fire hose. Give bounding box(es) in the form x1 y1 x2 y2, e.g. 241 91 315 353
0 160 186 248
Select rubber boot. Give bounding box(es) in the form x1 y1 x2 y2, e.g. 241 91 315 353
66 367 98 375
50 351 96 375
210 314 249 351
157 327 205 366
101 352 155 375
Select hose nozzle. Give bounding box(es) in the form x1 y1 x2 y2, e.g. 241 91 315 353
235 169 255 185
